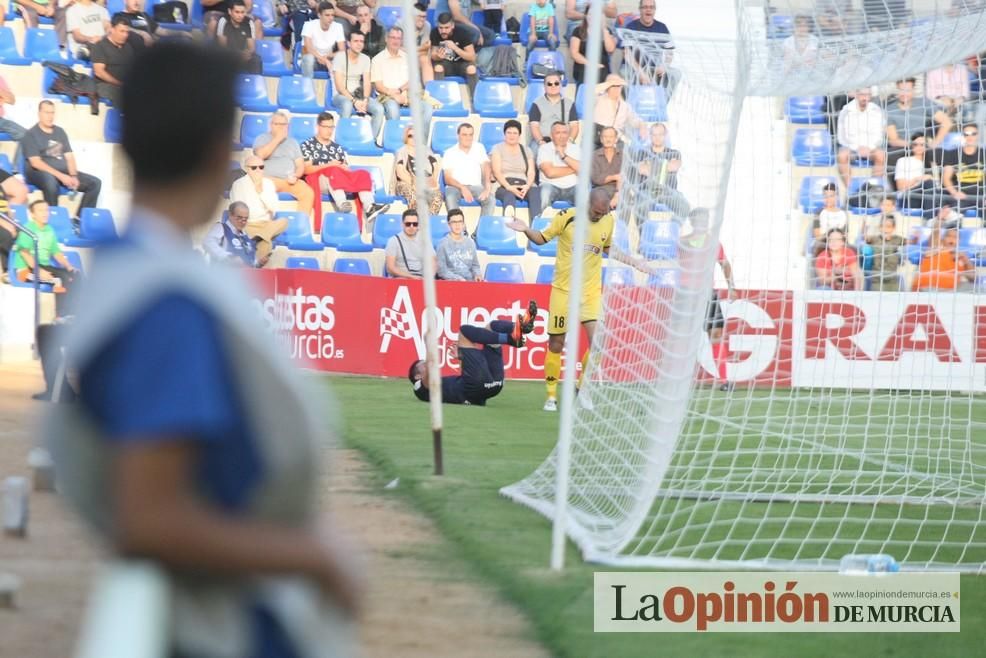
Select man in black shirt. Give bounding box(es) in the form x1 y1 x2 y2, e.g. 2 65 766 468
408 303 537 406
22 101 102 220
119 0 158 43
942 125 986 214
91 14 147 105
430 11 478 96
217 0 262 74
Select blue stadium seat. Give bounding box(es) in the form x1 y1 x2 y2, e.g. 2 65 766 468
648 268 680 288
473 81 517 118
42 66 75 102
334 257 372 275
639 220 679 260
289 115 316 143
479 122 504 153
321 212 373 252
335 117 383 156
791 128 835 166
103 108 123 143
24 28 65 63
628 85 667 122
236 74 276 111
48 205 94 247
61 250 83 273
519 11 558 48
785 96 826 124
475 215 523 255
798 175 839 213
107 0 125 13
277 75 323 114
528 217 557 257
536 263 554 284
575 83 589 116
964 227 986 264
604 266 634 286
525 50 564 82
425 80 468 117
0 27 28 65
430 120 460 154
382 118 411 152
767 14 794 39
523 80 545 114
274 211 322 250
371 213 402 248
613 219 630 253
80 208 118 242
484 262 524 283
239 113 269 150
349 165 400 203
430 214 450 242
0 154 12 172
847 176 885 214
941 131 963 151
285 256 320 269
256 39 291 75
248 0 281 36
376 6 402 29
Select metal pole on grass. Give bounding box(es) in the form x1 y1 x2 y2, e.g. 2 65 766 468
550 0 605 570
401 0 443 475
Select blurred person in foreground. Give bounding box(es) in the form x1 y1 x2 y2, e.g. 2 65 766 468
44 41 361 658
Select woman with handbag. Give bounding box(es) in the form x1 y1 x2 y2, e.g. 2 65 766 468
392 124 444 214
491 119 541 218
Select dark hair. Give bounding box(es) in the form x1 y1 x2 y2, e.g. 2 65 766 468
413 2 428 13
503 119 522 134
447 208 464 221
826 227 846 240
551 120 568 130
122 41 239 184
881 214 897 227
822 182 837 193
543 71 562 84
110 12 130 27
230 0 246 8
402 208 418 221
437 11 453 24
38 99 54 111
317 1 334 12
348 29 364 41
28 199 47 211
910 131 927 142
897 77 917 86
456 122 473 134
317 110 334 124
408 360 423 383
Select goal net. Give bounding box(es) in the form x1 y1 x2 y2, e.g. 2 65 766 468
501 0 986 572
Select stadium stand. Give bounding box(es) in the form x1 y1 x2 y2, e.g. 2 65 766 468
285 256 321 269
484 261 524 283
333 256 372 275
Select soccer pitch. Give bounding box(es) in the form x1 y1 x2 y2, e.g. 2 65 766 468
330 375 986 657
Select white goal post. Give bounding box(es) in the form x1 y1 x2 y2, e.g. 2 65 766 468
502 0 986 573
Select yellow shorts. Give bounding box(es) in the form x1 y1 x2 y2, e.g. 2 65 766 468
548 287 602 335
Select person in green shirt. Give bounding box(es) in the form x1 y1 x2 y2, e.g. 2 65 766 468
13 199 78 315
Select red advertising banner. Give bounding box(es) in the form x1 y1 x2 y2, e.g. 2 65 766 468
251 270 794 386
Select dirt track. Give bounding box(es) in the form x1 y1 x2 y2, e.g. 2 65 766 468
0 362 549 658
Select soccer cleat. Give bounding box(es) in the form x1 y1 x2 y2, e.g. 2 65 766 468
520 300 538 334
543 397 558 412
508 315 527 347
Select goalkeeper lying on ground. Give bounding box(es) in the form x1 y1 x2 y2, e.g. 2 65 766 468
408 301 537 405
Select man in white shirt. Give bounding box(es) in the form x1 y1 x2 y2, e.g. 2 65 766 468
301 1 345 78
442 122 494 215
537 121 580 207
812 182 849 254
370 25 433 130
66 0 110 60
837 89 887 189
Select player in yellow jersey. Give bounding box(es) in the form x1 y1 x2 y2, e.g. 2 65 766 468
508 187 652 411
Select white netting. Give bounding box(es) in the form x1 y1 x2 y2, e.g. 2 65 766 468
502 0 986 572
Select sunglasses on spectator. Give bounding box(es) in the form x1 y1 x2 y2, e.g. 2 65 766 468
965 131 979 136
404 222 419 227
247 165 265 170
545 81 561 87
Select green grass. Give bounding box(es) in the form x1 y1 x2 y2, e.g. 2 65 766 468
331 375 986 657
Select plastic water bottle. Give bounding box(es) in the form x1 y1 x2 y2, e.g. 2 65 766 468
839 554 900 574
2 476 29 538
